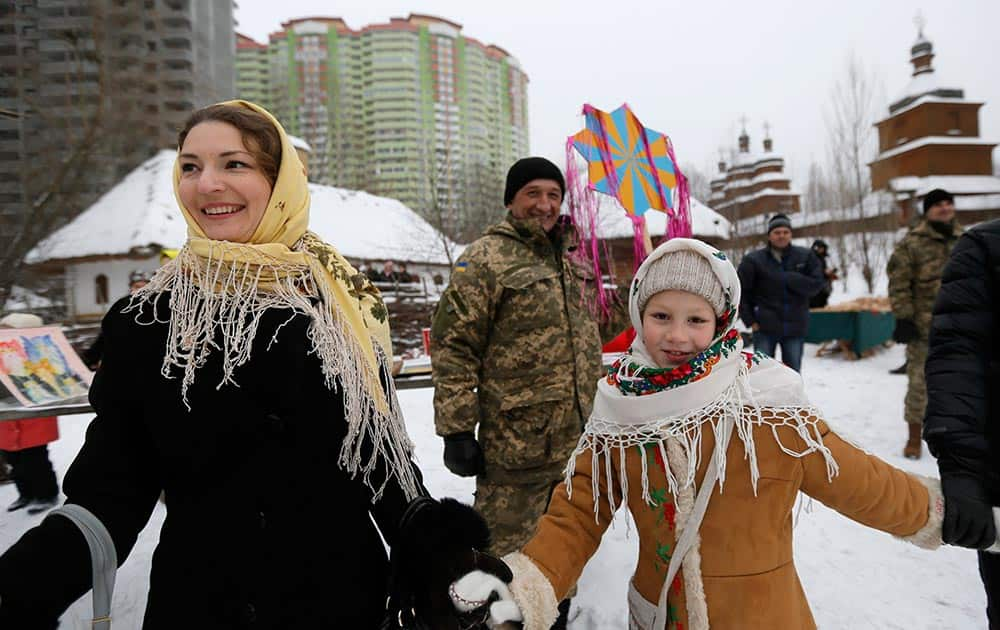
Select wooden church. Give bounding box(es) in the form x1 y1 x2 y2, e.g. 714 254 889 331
869 24 1000 224
709 123 801 246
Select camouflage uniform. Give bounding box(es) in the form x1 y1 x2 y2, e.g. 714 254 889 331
431 213 603 556
887 219 963 425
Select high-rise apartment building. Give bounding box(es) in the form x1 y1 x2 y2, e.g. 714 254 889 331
236 14 529 234
236 32 270 111
0 0 235 297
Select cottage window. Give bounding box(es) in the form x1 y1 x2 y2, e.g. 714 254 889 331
95 274 109 305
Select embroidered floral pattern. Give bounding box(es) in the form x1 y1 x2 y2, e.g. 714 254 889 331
610 328 741 396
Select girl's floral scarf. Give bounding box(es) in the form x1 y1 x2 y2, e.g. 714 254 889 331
608 328 745 396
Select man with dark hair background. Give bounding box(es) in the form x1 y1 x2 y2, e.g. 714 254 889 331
737 213 826 373
430 157 603 629
888 188 962 459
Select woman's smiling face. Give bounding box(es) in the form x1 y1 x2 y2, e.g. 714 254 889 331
178 121 273 243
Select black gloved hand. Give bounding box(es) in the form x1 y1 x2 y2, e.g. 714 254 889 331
941 472 996 549
892 318 919 344
383 497 511 630
443 432 484 477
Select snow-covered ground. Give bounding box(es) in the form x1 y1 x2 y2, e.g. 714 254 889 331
0 344 987 628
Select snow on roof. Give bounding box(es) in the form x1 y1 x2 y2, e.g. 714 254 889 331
734 191 898 233
288 135 312 153
26 150 458 266
876 94 976 124
873 135 997 162
889 71 964 113
25 150 183 264
307 185 459 264
713 187 799 210
723 171 791 192
889 175 1000 197
955 193 1000 212
730 150 783 170
596 197 731 241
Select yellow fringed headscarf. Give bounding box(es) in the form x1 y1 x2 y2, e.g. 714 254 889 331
129 100 418 502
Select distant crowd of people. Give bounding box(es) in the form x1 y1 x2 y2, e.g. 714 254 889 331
364 260 417 284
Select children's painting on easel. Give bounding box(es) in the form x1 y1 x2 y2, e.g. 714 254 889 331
0 327 93 406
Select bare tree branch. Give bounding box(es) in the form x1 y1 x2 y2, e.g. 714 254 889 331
824 51 888 294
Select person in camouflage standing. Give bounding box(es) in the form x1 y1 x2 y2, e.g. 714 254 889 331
430 157 603 628
887 188 962 459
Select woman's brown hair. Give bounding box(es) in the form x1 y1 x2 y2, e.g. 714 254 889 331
177 104 282 187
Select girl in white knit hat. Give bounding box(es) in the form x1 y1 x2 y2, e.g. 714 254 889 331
451 237 949 630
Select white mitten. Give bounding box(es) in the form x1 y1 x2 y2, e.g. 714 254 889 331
450 570 524 628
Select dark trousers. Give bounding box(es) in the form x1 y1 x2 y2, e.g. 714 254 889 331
753 332 805 372
4 446 59 501
981 551 1000 629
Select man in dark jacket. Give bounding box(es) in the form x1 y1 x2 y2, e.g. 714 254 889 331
888 188 963 458
737 213 826 372
924 218 1000 626
808 239 837 309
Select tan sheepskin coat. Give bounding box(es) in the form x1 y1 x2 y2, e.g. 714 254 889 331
504 417 942 630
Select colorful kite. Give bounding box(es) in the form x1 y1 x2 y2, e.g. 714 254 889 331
565 103 691 317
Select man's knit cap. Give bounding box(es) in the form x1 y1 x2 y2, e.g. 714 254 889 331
767 213 792 234
503 157 566 206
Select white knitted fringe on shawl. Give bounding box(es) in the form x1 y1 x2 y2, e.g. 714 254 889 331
125 241 421 503
565 359 839 518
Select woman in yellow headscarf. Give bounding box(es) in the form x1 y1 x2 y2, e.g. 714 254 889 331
0 102 504 628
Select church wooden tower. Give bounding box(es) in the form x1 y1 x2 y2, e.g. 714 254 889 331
709 123 800 245
869 24 1000 223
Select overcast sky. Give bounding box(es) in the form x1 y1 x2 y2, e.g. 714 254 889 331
235 0 1000 186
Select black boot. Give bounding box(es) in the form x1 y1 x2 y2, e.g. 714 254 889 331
889 361 907 375
550 598 570 630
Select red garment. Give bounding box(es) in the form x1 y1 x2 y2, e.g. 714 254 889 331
602 327 637 353
0 416 59 451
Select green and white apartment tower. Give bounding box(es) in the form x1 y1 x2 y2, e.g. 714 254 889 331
236 14 529 230
236 33 271 111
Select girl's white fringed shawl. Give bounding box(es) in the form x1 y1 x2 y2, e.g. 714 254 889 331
564 238 838 517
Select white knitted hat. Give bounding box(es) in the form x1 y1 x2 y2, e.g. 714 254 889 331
0 313 44 328
635 250 727 316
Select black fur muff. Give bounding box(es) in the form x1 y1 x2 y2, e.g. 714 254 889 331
382 496 514 629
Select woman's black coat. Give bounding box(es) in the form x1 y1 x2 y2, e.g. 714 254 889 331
0 294 423 628
924 219 1000 500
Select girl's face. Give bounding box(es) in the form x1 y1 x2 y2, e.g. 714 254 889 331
178 121 273 243
641 290 717 369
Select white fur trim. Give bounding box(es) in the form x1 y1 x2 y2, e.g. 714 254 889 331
899 475 944 550
502 552 559 630
450 571 516 614
489 600 524 626
666 439 710 630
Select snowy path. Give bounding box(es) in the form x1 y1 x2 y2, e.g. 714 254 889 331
0 344 986 628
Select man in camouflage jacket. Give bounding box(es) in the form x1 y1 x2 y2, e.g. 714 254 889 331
430 158 603 573
887 188 962 459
